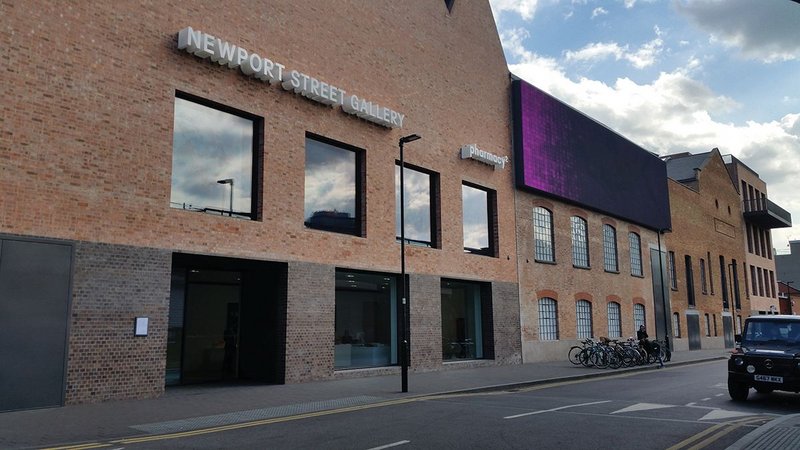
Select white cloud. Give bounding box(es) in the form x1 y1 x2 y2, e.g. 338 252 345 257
623 0 637 8
507 42 800 248
489 0 542 21
591 7 608 19
564 36 663 69
675 0 800 62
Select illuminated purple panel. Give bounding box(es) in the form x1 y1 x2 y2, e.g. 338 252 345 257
513 80 671 231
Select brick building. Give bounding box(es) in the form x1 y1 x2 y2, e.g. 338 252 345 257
511 80 672 362
0 1 522 411
663 149 750 351
723 155 792 315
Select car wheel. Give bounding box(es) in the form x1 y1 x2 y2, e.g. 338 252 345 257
755 387 773 394
728 380 749 401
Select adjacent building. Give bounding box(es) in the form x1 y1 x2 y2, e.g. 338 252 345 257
723 155 792 315
663 150 750 350
777 241 800 295
511 79 672 361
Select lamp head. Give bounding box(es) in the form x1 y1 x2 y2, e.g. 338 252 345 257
217 178 233 185
399 134 421 144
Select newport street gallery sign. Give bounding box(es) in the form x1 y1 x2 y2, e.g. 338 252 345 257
178 27 406 129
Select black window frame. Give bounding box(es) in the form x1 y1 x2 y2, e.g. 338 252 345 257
395 162 440 249
171 91 263 221
303 132 366 237
461 181 498 258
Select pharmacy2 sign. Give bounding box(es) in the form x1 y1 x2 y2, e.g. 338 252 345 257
177 27 405 129
460 144 508 170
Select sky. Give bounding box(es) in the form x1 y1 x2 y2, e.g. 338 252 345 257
488 0 800 254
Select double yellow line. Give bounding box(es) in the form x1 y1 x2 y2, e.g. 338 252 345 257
43 398 418 449
666 415 772 450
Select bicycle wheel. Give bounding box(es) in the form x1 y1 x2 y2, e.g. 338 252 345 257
568 346 583 365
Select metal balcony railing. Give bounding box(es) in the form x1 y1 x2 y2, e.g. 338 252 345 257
743 197 792 229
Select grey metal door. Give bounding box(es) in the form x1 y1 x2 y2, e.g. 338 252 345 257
0 239 72 411
687 313 701 350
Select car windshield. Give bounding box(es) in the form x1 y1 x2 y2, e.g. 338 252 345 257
743 320 800 346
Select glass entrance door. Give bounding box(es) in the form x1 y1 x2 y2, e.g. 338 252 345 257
167 269 242 385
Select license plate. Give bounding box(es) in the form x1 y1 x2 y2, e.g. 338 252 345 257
754 375 783 383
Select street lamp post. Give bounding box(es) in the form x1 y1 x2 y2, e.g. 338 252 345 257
217 178 234 216
398 133 421 393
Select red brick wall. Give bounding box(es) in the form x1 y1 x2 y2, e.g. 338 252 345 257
666 150 749 350
516 192 661 362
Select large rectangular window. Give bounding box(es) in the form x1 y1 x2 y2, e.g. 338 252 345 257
334 270 397 369
305 135 364 236
442 279 491 360
171 94 259 219
462 183 496 257
396 164 438 247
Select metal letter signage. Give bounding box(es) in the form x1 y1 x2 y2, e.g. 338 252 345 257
177 27 405 128
460 144 509 170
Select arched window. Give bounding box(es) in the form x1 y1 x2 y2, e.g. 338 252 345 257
603 224 618 272
633 303 645 330
538 298 558 340
672 312 681 338
533 207 554 262
571 216 589 268
576 300 593 339
607 302 621 338
628 232 642 276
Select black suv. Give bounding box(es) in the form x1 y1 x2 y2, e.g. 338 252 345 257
728 315 800 401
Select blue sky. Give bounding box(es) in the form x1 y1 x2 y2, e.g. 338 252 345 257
488 0 800 253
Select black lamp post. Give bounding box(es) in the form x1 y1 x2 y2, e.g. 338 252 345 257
217 178 234 216
398 133 421 393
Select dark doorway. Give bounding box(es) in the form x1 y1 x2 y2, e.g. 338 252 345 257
167 254 287 386
0 238 72 412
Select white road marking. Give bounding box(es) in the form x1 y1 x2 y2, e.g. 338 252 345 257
715 393 724 397
699 409 756 421
701 397 712 401
686 402 696 406
504 400 611 419
366 440 410 450
610 403 675 414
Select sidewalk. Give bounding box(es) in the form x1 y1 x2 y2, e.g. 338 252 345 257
0 349 730 449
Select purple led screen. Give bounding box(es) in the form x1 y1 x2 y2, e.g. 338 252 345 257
513 80 671 231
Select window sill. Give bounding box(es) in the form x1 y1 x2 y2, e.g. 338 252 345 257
631 273 644 278
604 270 620 274
534 259 557 265
573 265 591 270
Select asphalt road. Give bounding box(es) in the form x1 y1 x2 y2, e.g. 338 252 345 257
96 360 800 450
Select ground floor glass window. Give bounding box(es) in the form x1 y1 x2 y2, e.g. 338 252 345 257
442 279 487 360
334 270 397 369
